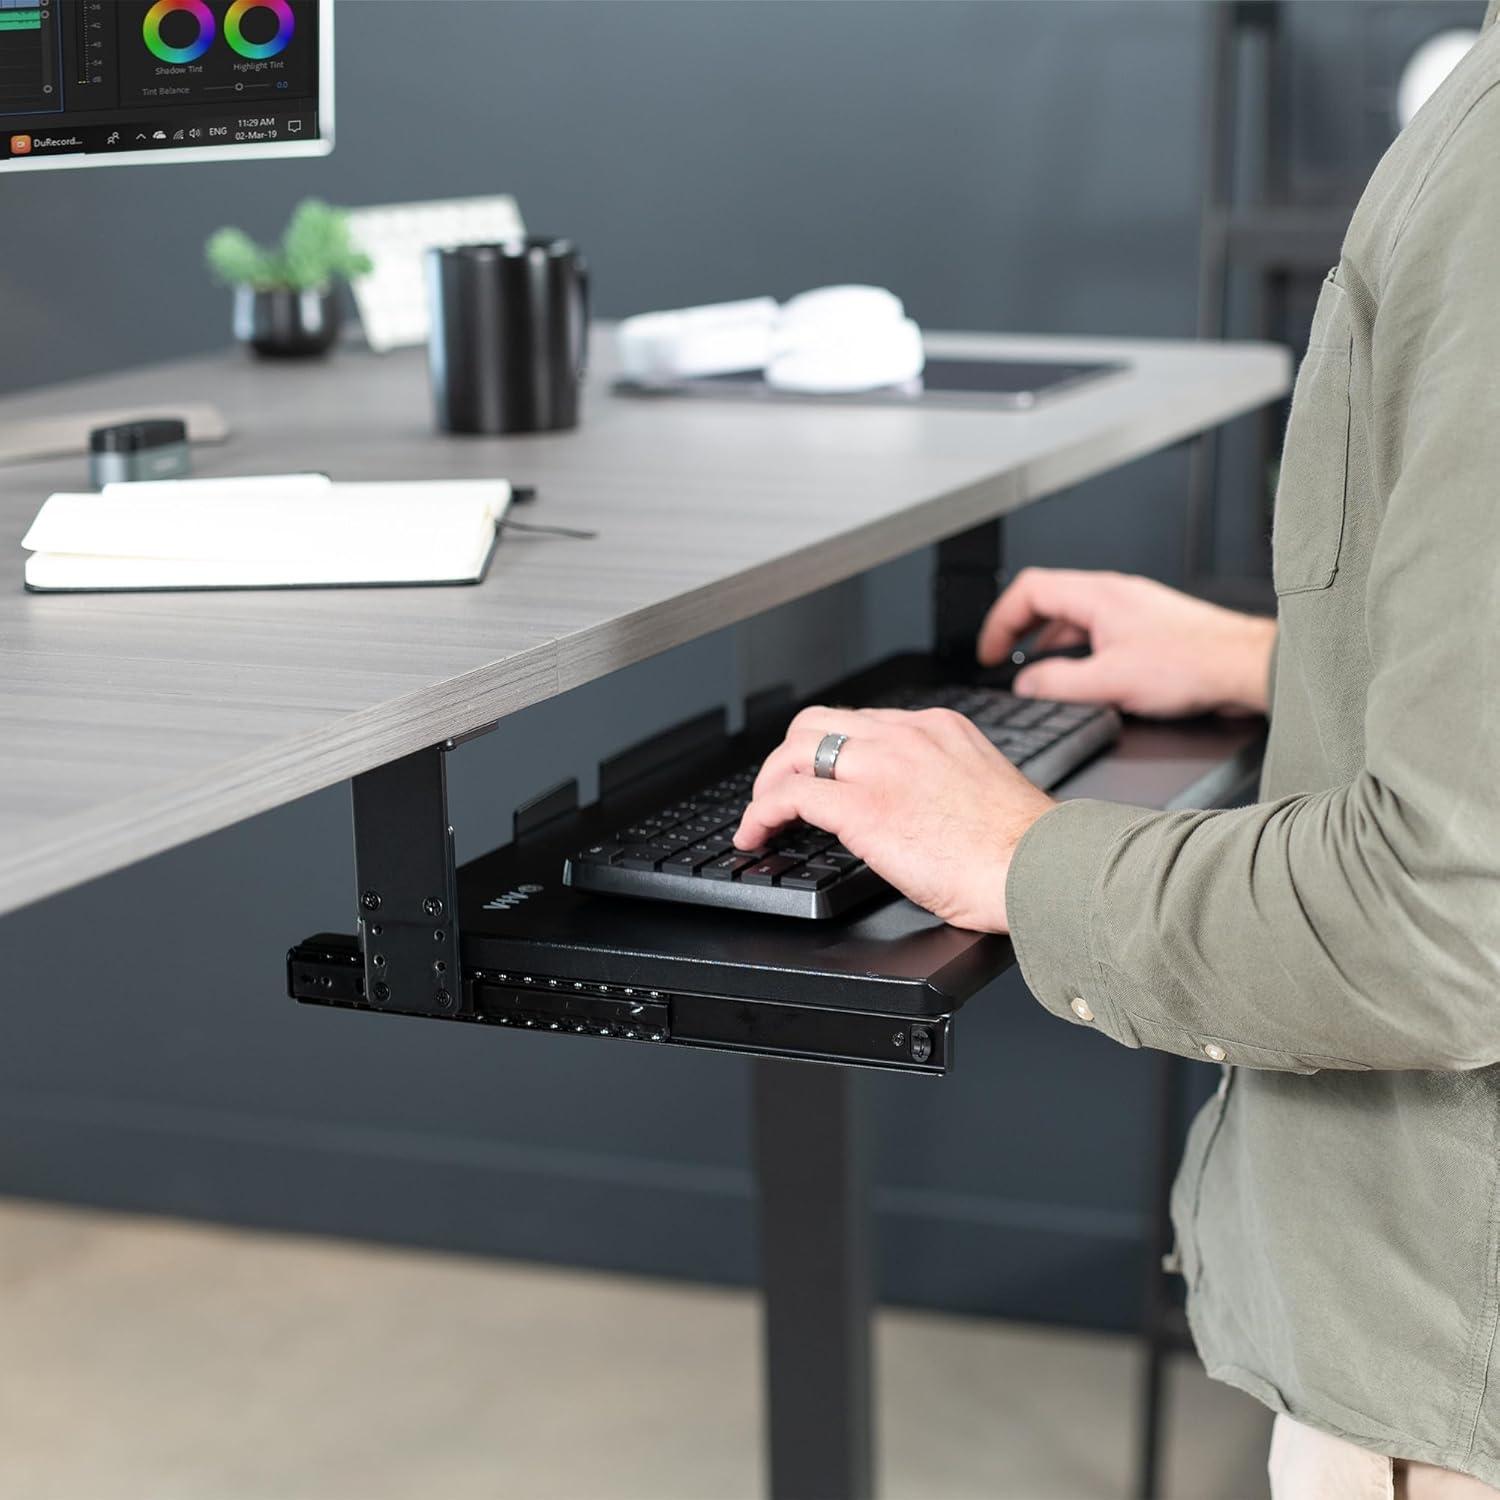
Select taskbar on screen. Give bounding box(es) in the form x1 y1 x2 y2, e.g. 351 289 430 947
2 109 318 161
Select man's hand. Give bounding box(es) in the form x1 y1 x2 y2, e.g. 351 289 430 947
734 706 1055 933
735 571 1275 933
978 568 1277 717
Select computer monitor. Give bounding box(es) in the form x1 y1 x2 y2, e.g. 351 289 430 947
0 0 332 171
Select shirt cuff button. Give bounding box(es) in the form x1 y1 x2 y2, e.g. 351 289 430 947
1203 1042 1227 1062
1070 997 1095 1022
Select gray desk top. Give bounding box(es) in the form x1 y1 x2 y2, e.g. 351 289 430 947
0 331 1289 917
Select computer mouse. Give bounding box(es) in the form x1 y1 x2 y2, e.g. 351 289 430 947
978 640 1093 691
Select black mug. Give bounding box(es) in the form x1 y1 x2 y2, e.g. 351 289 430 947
427 237 590 435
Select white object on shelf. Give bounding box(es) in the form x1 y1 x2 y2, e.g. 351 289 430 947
347 195 526 353
1396 29 1479 129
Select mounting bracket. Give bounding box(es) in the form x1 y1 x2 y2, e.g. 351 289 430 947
350 744 464 1018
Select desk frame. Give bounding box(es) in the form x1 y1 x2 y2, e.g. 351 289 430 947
331 517 1007 1500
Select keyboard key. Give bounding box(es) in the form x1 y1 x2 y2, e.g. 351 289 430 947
575 842 622 866
619 820 671 841
780 863 841 891
1006 701 1053 729
661 849 716 875
1008 734 1051 757
701 853 759 881
617 845 670 871
742 855 802 886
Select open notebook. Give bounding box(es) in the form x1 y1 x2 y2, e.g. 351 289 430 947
21 474 510 593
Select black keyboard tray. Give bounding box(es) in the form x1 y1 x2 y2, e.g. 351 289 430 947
287 654 1265 1076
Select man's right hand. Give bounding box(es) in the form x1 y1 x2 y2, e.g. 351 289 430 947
977 568 1277 718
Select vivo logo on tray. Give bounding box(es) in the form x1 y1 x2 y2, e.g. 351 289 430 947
483 883 544 912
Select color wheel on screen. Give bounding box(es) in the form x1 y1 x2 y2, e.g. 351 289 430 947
141 0 215 64
141 0 295 65
225 0 295 59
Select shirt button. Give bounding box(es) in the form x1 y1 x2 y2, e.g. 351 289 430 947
1070 997 1095 1022
1203 1042 1227 1062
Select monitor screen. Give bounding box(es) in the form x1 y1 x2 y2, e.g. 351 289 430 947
0 0 331 171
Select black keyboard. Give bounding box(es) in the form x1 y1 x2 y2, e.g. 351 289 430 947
563 683 1122 920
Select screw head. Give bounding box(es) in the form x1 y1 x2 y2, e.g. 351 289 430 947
910 1027 933 1064
372 981 390 1003
361 890 382 912
892 1032 905 1048
372 953 386 969
423 897 445 919
435 989 454 1010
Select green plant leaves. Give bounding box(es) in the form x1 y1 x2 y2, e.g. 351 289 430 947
204 199 373 291
205 226 279 290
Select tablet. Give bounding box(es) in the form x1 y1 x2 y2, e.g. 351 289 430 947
614 355 1129 410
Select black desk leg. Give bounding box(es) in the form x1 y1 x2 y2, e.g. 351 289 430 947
752 1060 875 1500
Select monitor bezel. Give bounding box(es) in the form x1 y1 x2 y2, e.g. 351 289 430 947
0 0 335 174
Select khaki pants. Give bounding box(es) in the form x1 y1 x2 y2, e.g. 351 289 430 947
1270 1415 1500 1499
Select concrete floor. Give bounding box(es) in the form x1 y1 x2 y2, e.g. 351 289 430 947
0 1198 1271 1500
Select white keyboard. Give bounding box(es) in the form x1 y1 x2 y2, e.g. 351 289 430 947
346 195 526 354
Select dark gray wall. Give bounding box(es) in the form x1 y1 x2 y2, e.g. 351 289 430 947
0 0 1231 1331
3 1 1203 384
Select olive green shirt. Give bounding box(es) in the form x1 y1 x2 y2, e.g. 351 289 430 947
1007 13 1500 1481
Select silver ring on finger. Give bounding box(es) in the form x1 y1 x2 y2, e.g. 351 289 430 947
813 732 849 781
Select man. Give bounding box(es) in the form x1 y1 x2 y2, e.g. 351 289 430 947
736 7 1500 1494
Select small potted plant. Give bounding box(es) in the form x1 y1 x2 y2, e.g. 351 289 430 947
206 198 372 358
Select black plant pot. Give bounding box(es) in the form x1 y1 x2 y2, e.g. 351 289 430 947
233 285 342 359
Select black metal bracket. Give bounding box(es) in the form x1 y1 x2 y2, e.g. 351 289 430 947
351 744 464 1018
933 515 1006 665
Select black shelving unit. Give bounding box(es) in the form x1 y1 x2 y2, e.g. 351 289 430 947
1185 0 1353 602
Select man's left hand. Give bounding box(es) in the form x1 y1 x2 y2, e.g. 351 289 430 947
733 706 1056 933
